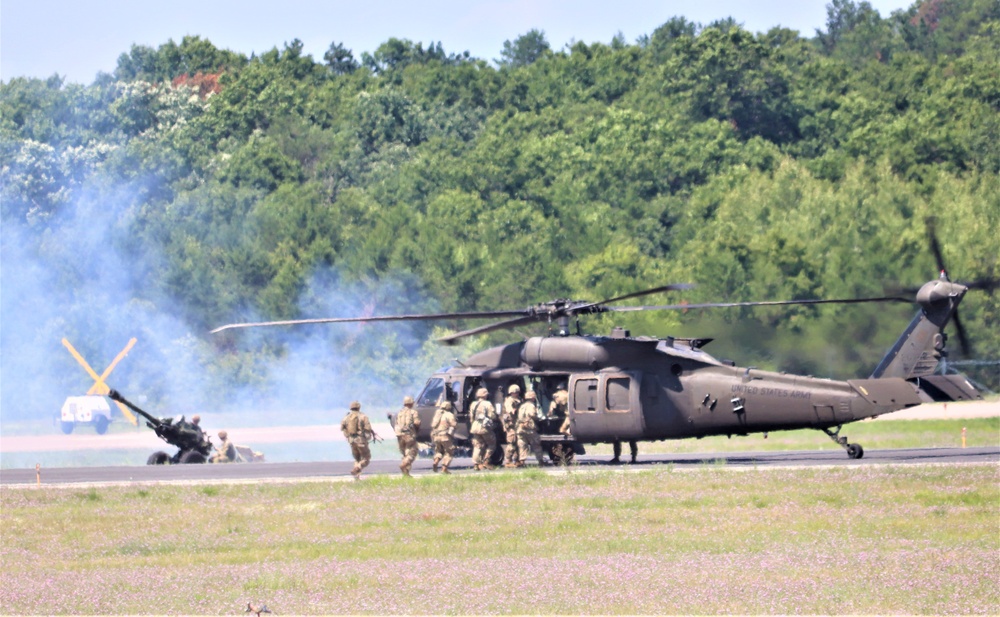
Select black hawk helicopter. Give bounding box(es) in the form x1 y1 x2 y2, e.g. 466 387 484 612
212 244 992 463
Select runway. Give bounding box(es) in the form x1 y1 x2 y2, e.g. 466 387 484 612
2 446 997 487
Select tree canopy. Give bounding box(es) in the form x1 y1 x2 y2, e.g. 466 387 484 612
2 0 997 421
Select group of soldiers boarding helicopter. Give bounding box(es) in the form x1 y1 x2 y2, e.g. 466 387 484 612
339 383 579 480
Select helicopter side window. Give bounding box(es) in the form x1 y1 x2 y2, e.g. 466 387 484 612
573 379 598 413
417 378 445 406
606 377 631 413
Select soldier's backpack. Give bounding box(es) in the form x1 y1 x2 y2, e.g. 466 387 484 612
346 412 361 436
474 401 494 432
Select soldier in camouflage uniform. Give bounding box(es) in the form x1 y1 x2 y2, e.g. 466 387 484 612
395 395 421 477
502 384 522 468
340 401 373 479
516 390 547 466
211 430 236 463
469 388 498 470
549 385 568 421
430 401 457 474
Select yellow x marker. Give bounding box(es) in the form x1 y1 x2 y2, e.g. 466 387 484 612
62 338 139 425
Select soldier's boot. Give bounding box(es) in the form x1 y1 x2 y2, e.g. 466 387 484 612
610 456 621 464
630 454 638 464
441 466 451 474
351 466 361 480
432 458 440 473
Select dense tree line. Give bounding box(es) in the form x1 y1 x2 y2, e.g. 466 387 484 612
2 0 997 419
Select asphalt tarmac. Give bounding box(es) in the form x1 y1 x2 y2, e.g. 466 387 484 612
2 446 997 487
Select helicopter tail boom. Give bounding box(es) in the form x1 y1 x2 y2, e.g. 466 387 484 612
870 278 969 381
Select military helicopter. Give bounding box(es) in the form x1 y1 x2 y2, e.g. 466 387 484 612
212 241 992 463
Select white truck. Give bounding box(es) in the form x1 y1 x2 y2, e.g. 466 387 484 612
60 395 112 434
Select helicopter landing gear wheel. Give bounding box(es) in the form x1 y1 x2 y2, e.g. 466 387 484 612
821 426 864 459
489 443 505 467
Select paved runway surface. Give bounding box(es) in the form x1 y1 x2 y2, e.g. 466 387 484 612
2 446 996 486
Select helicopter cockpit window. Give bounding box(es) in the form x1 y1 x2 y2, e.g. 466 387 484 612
573 379 598 413
606 377 631 412
417 378 445 406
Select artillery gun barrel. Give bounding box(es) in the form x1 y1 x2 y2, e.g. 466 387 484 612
107 389 160 428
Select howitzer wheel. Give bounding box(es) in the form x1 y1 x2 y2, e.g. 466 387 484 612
147 451 170 465
178 450 207 464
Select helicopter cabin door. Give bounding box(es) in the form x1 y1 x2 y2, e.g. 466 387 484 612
568 372 644 442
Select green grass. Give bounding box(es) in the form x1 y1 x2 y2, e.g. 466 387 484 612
2 464 997 614
586 417 1000 456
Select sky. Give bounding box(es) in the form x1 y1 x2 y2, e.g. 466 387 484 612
2 0 916 85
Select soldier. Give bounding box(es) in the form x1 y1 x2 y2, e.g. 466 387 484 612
395 395 421 477
430 401 457 474
188 414 212 450
552 414 574 466
549 384 568 420
516 390 547 466
469 387 498 470
611 440 638 464
212 430 236 463
340 401 373 479
502 384 522 468
559 414 572 438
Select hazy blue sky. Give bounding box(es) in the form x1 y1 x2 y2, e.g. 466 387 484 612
2 0 914 85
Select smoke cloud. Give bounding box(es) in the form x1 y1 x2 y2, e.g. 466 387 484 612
1 167 457 462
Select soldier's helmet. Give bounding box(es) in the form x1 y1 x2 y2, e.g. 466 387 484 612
439 401 453 411
350 401 361 411
476 387 489 398
403 395 415 406
218 430 228 439
525 390 536 400
557 383 567 391
191 415 201 425
508 384 521 394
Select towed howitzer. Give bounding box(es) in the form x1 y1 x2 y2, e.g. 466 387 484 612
108 389 213 465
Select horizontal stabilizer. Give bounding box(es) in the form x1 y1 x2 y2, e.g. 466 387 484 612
912 374 982 402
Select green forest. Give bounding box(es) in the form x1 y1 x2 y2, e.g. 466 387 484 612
2 0 998 421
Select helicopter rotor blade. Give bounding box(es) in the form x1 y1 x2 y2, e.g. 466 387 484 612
609 295 913 313
962 276 1000 293
436 315 544 345
210 309 530 334
572 283 695 313
951 309 973 358
925 216 949 278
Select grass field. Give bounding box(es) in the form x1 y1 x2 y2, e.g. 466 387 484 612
2 463 997 615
